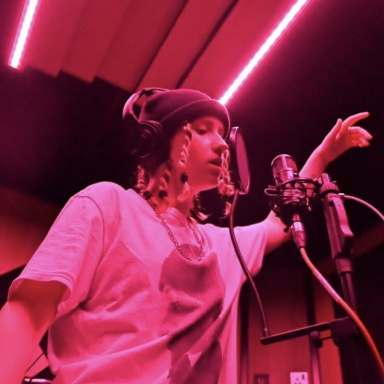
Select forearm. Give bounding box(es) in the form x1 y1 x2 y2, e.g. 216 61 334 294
0 301 48 384
0 280 65 384
299 146 329 179
263 210 290 254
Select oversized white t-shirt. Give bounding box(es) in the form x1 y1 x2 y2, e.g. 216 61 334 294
10 182 267 384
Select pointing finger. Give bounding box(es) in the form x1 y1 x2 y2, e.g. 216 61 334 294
342 112 370 128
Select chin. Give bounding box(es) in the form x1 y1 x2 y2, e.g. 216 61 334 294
188 170 221 192
191 179 221 193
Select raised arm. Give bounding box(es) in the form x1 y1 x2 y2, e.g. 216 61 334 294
263 112 372 254
300 111 372 178
0 279 66 384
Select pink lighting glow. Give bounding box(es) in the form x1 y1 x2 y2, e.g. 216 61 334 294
219 0 310 105
8 0 40 69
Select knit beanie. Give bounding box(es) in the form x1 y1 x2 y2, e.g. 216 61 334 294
124 88 230 137
141 89 229 135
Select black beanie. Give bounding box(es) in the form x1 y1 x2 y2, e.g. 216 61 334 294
133 88 230 137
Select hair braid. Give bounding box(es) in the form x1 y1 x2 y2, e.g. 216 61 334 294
177 123 192 202
134 160 172 205
217 149 235 217
135 165 148 194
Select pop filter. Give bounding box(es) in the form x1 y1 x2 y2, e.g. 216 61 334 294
228 126 250 195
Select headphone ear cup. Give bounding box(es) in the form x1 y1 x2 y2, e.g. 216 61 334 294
123 88 170 170
128 119 169 170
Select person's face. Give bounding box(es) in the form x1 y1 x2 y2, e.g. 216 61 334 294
171 116 228 193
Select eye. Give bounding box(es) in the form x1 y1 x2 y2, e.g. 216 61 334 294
195 126 208 135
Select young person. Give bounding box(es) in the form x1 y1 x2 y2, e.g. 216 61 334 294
0 88 372 384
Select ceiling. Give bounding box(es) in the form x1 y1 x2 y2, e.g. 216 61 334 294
0 0 383 271
17 0 301 97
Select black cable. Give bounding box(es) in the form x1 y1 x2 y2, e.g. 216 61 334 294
343 194 384 222
23 350 44 382
229 189 269 338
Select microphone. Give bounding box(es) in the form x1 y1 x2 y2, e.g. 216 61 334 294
265 154 316 248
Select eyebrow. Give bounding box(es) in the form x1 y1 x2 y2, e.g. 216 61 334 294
193 118 225 137
215 123 225 138
207 118 225 137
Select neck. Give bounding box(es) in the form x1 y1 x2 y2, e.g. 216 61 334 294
146 169 195 219
172 196 194 218
149 188 194 218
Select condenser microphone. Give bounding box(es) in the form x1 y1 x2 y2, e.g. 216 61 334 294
270 154 308 224
266 154 315 248
271 154 299 187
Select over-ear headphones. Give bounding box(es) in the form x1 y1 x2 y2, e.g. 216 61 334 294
123 88 169 170
123 87 231 171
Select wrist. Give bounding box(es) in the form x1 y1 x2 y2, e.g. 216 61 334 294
316 145 333 164
300 146 330 179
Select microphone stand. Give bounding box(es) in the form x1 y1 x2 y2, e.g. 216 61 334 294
261 173 364 384
318 174 356 309
318 173 364 384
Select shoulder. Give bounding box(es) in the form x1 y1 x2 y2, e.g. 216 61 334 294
74 182 135 206
77 181 127 199
71 182 142 218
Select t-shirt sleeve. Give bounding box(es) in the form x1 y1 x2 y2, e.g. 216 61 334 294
9 194 104 310
233 221 268 276
201 221 267 279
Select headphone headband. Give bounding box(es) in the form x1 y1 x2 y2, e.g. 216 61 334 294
123 88 168 121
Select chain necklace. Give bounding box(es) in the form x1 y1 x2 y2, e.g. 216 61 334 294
141 192 204 262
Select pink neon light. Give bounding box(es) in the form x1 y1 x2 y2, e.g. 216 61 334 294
219 0 310 105
8 0 40 69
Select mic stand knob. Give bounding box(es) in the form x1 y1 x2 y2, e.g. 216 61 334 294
291 213 307 249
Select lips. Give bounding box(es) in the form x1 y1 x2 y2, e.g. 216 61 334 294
209 158 222 167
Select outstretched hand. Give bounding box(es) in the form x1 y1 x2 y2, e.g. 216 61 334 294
319 112 372 163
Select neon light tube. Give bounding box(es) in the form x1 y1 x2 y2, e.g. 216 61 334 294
219 0 310 105
8 0 40 69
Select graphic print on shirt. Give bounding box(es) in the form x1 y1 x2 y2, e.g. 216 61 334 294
158 245 224 384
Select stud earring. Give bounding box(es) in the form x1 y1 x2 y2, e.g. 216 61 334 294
158 190 168 199
180 172 188 184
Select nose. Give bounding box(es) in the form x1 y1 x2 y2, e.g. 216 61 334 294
213 133 228 155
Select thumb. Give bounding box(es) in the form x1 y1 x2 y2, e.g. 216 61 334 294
332 118 343 141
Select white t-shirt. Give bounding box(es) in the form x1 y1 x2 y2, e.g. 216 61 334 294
10 182 267 384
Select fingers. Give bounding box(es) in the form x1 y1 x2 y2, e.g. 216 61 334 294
350 136 370 147
349 126 373 139
349 126 373 147
335 112 371 141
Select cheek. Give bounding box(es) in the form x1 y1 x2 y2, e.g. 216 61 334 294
186 140 199 162
187 145 205 169
189 134 207 156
